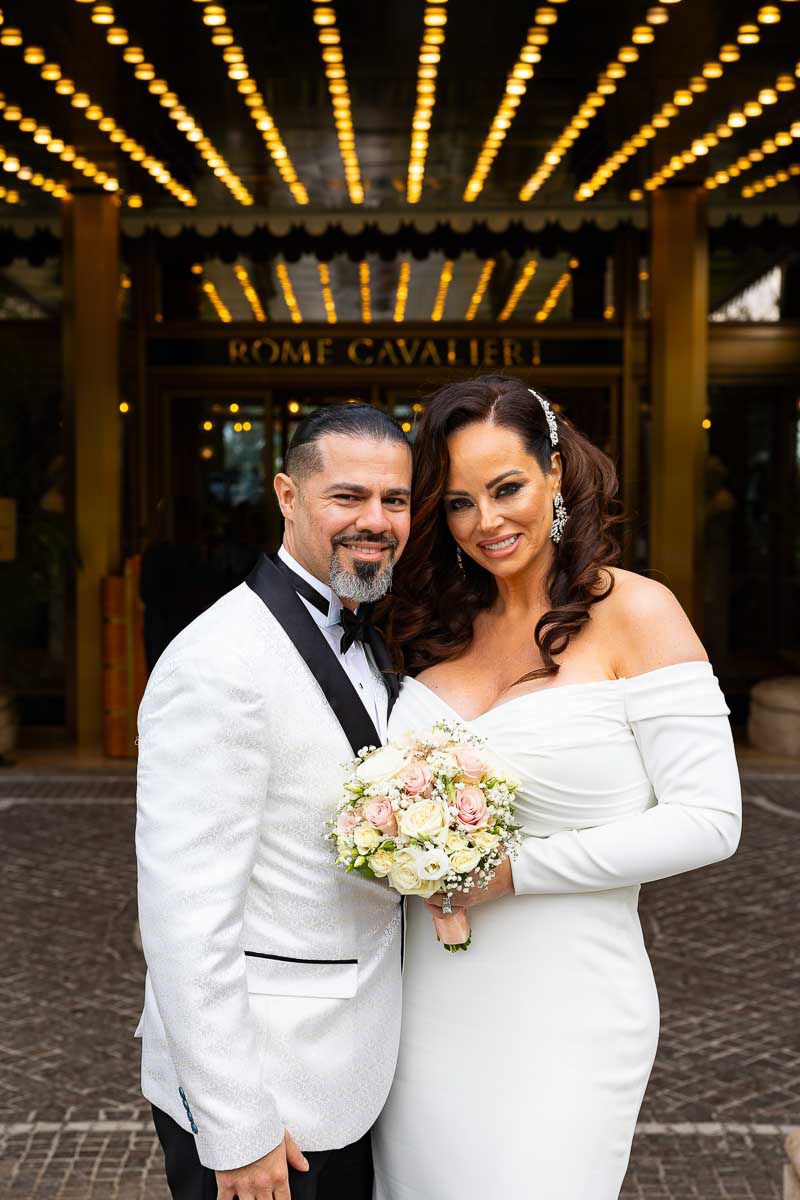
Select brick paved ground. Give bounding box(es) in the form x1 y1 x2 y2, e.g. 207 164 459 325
0 768 797 1198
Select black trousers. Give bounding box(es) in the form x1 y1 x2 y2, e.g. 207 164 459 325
151 1105 373 1200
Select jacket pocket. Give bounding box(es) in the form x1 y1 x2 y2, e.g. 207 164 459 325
244 951 358 999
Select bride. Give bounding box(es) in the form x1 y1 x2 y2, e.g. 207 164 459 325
372 375 741 1199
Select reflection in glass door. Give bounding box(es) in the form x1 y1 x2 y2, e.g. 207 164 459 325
704 384 800 713
166 392 270 595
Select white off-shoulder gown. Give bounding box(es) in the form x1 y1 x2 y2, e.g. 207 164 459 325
372 661 741 1200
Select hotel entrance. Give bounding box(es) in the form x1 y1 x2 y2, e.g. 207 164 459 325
140 360 622 568
136 326 800 725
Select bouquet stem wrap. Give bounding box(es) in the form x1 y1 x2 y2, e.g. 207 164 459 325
432 908 472 952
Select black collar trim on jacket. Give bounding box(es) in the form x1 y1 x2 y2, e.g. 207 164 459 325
245 552 384 756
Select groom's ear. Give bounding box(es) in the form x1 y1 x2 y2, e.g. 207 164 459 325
274 472 298 520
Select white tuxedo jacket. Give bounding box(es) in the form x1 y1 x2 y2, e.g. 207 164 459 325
135 554 403 1171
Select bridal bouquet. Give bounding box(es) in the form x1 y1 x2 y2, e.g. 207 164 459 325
329 720 521 951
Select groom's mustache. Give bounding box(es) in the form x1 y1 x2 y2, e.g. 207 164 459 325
333 533 398 551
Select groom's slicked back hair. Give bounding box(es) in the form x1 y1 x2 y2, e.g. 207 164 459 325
285 403 409 480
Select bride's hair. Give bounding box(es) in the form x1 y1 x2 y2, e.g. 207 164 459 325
382 374 623 681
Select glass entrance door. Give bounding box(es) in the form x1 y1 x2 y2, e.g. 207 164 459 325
705 384 800 711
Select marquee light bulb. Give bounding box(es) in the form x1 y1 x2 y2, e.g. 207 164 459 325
202 5 227 25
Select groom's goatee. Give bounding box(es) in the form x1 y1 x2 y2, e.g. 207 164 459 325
329 543 395 603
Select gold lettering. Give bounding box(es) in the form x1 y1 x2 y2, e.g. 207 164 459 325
502 338 524 367
280 339 311 365
469 338 480 366
376 340 399 366
316 337 333 365
395 338 420 365
228 338 250 365
447 338 458 366
419 339 442 366
254 338 279 365
347 337 375 365
482 337 498 366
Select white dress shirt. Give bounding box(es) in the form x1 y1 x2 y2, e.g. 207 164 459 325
277 545 389 742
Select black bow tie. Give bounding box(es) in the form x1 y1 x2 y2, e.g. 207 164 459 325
271 556 393 672
338 605 371 655
271 554 400 704
272 557 369 653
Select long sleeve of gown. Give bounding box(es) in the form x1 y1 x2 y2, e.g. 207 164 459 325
509 662 742 895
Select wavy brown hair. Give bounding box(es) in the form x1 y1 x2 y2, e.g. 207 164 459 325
383 375 623 681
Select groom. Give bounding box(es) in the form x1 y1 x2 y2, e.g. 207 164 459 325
135 403 412 1199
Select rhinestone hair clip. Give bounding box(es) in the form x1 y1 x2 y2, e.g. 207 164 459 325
529 388 559 446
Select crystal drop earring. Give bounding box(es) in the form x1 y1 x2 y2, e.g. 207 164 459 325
549 493 568 544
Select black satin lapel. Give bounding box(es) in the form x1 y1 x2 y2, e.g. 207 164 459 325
367 624 401 717
246 554 381 755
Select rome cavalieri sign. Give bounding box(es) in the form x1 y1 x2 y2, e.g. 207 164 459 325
147 334 622 370
227 334 544 368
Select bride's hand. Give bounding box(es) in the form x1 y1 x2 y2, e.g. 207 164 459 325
425 856 515 911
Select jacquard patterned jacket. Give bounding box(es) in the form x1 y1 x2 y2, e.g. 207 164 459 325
135 556 402 1171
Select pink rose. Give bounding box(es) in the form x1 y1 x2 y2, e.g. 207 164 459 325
454 745 489 781
400 760 433 796
363 797 398 835
455 786 489 829
336 807 361 834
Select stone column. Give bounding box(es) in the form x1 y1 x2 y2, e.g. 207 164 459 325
62 189 121 748
649 184 708 628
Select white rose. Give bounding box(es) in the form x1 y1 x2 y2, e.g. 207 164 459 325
410 847 452 881
445 829 468 853
388 858 427 895
354 825 382 854
398 799 448 840
472 830 501 853
409 878 440 899
356 746 408 787
450 846 482 874
368 849 395 878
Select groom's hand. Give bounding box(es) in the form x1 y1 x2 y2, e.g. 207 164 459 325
215 1130 309 1199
